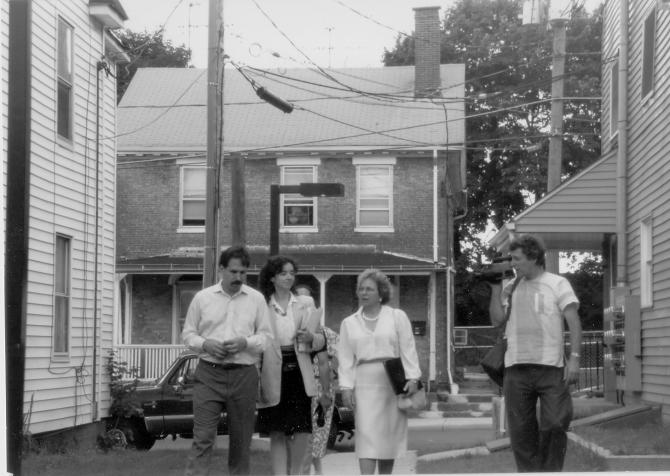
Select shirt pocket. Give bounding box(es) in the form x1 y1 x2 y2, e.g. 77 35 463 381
534 292 546 315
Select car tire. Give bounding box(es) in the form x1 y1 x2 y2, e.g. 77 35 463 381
326 415 339 449
122 418 156 451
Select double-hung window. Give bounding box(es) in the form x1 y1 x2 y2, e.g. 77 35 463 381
57 17 74 140
642 8 656 99
53 234 71 357
180 166 206 229
354 157 395 232
279 159 319 232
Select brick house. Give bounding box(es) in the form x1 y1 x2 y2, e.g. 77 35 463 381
115 7 466 389
491 0 670 421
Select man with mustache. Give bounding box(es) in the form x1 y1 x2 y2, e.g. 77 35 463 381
182 246 273 475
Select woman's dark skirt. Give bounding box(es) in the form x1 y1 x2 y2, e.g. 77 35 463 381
257 348 312 436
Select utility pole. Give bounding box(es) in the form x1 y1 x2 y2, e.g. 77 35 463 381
546 4 569 273
203 0 224 287
548 17 567 192
522 0 569 273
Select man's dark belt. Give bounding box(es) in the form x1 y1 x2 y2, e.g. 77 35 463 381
201 360 251 370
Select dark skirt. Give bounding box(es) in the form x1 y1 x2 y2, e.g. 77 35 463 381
257 348 312 436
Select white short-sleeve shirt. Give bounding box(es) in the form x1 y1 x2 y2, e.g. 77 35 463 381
502 272 579 368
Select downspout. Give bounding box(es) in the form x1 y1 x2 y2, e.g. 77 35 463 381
616 0 628 287
92 58 106 420
430 150 438 388
433 149 439 262
446 266 456 392
448 149 468 393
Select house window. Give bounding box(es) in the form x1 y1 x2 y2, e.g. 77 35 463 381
642 9 656 98
354 158 395 231
640 217 653 308
53 234 71 356
57 17 73 139
281 165 317 230
180 166 206 228
609 58 618 138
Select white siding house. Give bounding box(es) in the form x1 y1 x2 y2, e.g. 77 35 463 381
491 0 670 422
3 0 128 437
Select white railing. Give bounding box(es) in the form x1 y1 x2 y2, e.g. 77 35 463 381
114 344 188 379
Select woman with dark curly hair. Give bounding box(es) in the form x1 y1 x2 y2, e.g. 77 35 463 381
338 268 421 475
256 256 329 475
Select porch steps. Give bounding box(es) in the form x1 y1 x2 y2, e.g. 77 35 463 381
414 371 499 418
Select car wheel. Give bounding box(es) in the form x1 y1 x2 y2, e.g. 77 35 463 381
327 415 339 449
122 418 156 451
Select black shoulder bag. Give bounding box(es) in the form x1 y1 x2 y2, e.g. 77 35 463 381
480 277 521 387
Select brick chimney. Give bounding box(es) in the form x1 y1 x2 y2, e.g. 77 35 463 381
413 6 441 98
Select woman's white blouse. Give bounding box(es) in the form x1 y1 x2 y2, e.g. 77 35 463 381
270 294 297 346
337 305 421 389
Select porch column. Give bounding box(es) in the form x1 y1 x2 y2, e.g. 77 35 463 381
546 249 560 273
429 272 436 385
113 274 127 346
124 275 133 344
313 273 333 326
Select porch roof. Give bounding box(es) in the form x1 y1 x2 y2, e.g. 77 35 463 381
489 152 617 252
116 250 444 274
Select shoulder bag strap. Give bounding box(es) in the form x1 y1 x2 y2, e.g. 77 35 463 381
501 276 522 333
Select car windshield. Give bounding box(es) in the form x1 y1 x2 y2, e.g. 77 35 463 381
168 356 198 385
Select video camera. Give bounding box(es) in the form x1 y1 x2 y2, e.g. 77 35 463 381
474 256 515 283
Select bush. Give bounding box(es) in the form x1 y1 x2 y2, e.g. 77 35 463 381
106 351 141 420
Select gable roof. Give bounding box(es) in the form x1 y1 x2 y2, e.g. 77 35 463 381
117 65 465 154
489 152 617 252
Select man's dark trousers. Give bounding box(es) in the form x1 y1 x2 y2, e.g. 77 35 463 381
504 364 573 472
185 362 258 476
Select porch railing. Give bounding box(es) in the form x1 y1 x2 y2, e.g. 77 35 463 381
564 331 605 393
114 344 188 379
454 328 604 392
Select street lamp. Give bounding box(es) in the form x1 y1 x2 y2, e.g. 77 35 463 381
270 183 345 256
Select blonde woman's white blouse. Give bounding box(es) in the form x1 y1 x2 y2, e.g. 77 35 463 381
337 305 421 389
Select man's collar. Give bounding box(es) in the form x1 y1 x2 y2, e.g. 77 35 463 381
216 281 248 297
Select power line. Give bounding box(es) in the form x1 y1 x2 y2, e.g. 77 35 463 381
107 69 206 141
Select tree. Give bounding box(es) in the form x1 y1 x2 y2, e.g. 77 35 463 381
383 0 603 326
116 29 191 102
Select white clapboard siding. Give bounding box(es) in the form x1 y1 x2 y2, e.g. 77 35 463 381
611 0 670 420
505 152 617 237
15 0 119 435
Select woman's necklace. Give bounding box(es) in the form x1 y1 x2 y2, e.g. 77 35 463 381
361 308 381 321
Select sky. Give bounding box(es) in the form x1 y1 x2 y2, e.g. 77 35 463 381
123 0 457 69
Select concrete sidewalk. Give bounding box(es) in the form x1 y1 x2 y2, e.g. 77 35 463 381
321 450 417 475
319 417 488 475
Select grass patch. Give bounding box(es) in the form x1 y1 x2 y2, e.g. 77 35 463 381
416 440 607 473
22 448 272 476
574 422 670 455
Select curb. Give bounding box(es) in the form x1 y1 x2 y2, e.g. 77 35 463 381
417 445 490 462
408 417 492 431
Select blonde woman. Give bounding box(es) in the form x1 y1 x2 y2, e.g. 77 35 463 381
338 269 421 475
